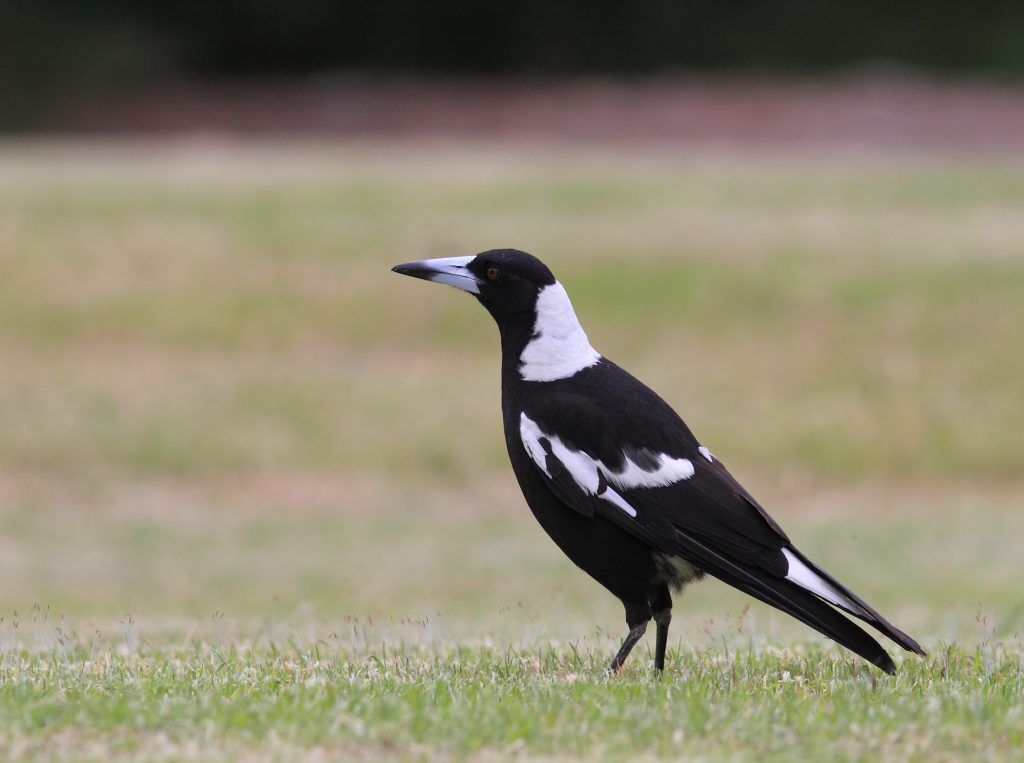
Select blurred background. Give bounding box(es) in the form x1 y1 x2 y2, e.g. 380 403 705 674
1 2 1022 654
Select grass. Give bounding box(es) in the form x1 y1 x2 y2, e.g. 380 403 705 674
0 139 1022 759
0 643 1021 762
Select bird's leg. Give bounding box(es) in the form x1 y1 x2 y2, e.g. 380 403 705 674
608 600 652 674
653 608 672 672
608 621 648 673
649 585 674 673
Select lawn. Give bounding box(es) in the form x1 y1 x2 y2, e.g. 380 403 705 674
0 140 1022 760
1 644 1020 761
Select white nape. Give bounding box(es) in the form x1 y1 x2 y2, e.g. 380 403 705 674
698 446 714 463
782 548 858 611
519 282 601 382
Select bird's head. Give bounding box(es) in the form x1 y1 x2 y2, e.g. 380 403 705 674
393 248 600 381
391 249 556 322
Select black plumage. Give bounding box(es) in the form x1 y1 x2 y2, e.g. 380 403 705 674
393 249 924 674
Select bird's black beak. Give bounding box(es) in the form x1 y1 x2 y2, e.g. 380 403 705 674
391 256 481 295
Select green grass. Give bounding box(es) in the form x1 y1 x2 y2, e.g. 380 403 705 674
0 141 1023 760
0 643 1020 762
1 490 1021 762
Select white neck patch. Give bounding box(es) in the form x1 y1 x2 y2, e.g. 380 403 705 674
519 282 601 382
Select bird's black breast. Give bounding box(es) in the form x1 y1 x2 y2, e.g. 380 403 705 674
504 428 661 602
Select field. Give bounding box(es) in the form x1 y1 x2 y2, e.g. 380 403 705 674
1 140 1022 761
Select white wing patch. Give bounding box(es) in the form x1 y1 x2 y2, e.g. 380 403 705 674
606 452 695 489
698 446 714 463
520 413 636 516
519 413 548 472
782 549 859 612
519 282 602 382
520 413 696 518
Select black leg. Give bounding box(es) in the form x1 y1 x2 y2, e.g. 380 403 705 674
649 585 674 672
608 621 648 673
653 609 672 672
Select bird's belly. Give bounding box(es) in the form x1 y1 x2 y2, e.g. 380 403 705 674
510 459 660 599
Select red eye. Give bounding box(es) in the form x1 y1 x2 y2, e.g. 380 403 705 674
486 266 502 281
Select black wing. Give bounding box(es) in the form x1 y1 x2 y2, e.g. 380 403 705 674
519 391 923 672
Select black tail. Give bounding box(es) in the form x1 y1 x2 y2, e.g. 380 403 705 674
718 571 897 673
662 532 909 673
785 547 926 657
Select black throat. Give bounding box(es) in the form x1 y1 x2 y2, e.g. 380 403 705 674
479 305 539 420
495 312 536 392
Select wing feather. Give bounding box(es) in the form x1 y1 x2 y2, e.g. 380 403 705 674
517 391 921 666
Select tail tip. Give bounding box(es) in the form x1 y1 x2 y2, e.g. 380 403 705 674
875 653 896 675
897 633 927 657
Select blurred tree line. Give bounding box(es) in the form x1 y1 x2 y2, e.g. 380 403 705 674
3 0 1024 127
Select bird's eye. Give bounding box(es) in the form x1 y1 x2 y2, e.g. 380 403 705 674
486 266 502 282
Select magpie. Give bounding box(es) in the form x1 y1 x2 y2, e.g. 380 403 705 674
392 249 924 674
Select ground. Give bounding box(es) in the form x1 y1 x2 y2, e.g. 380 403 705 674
0 140 1022 761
